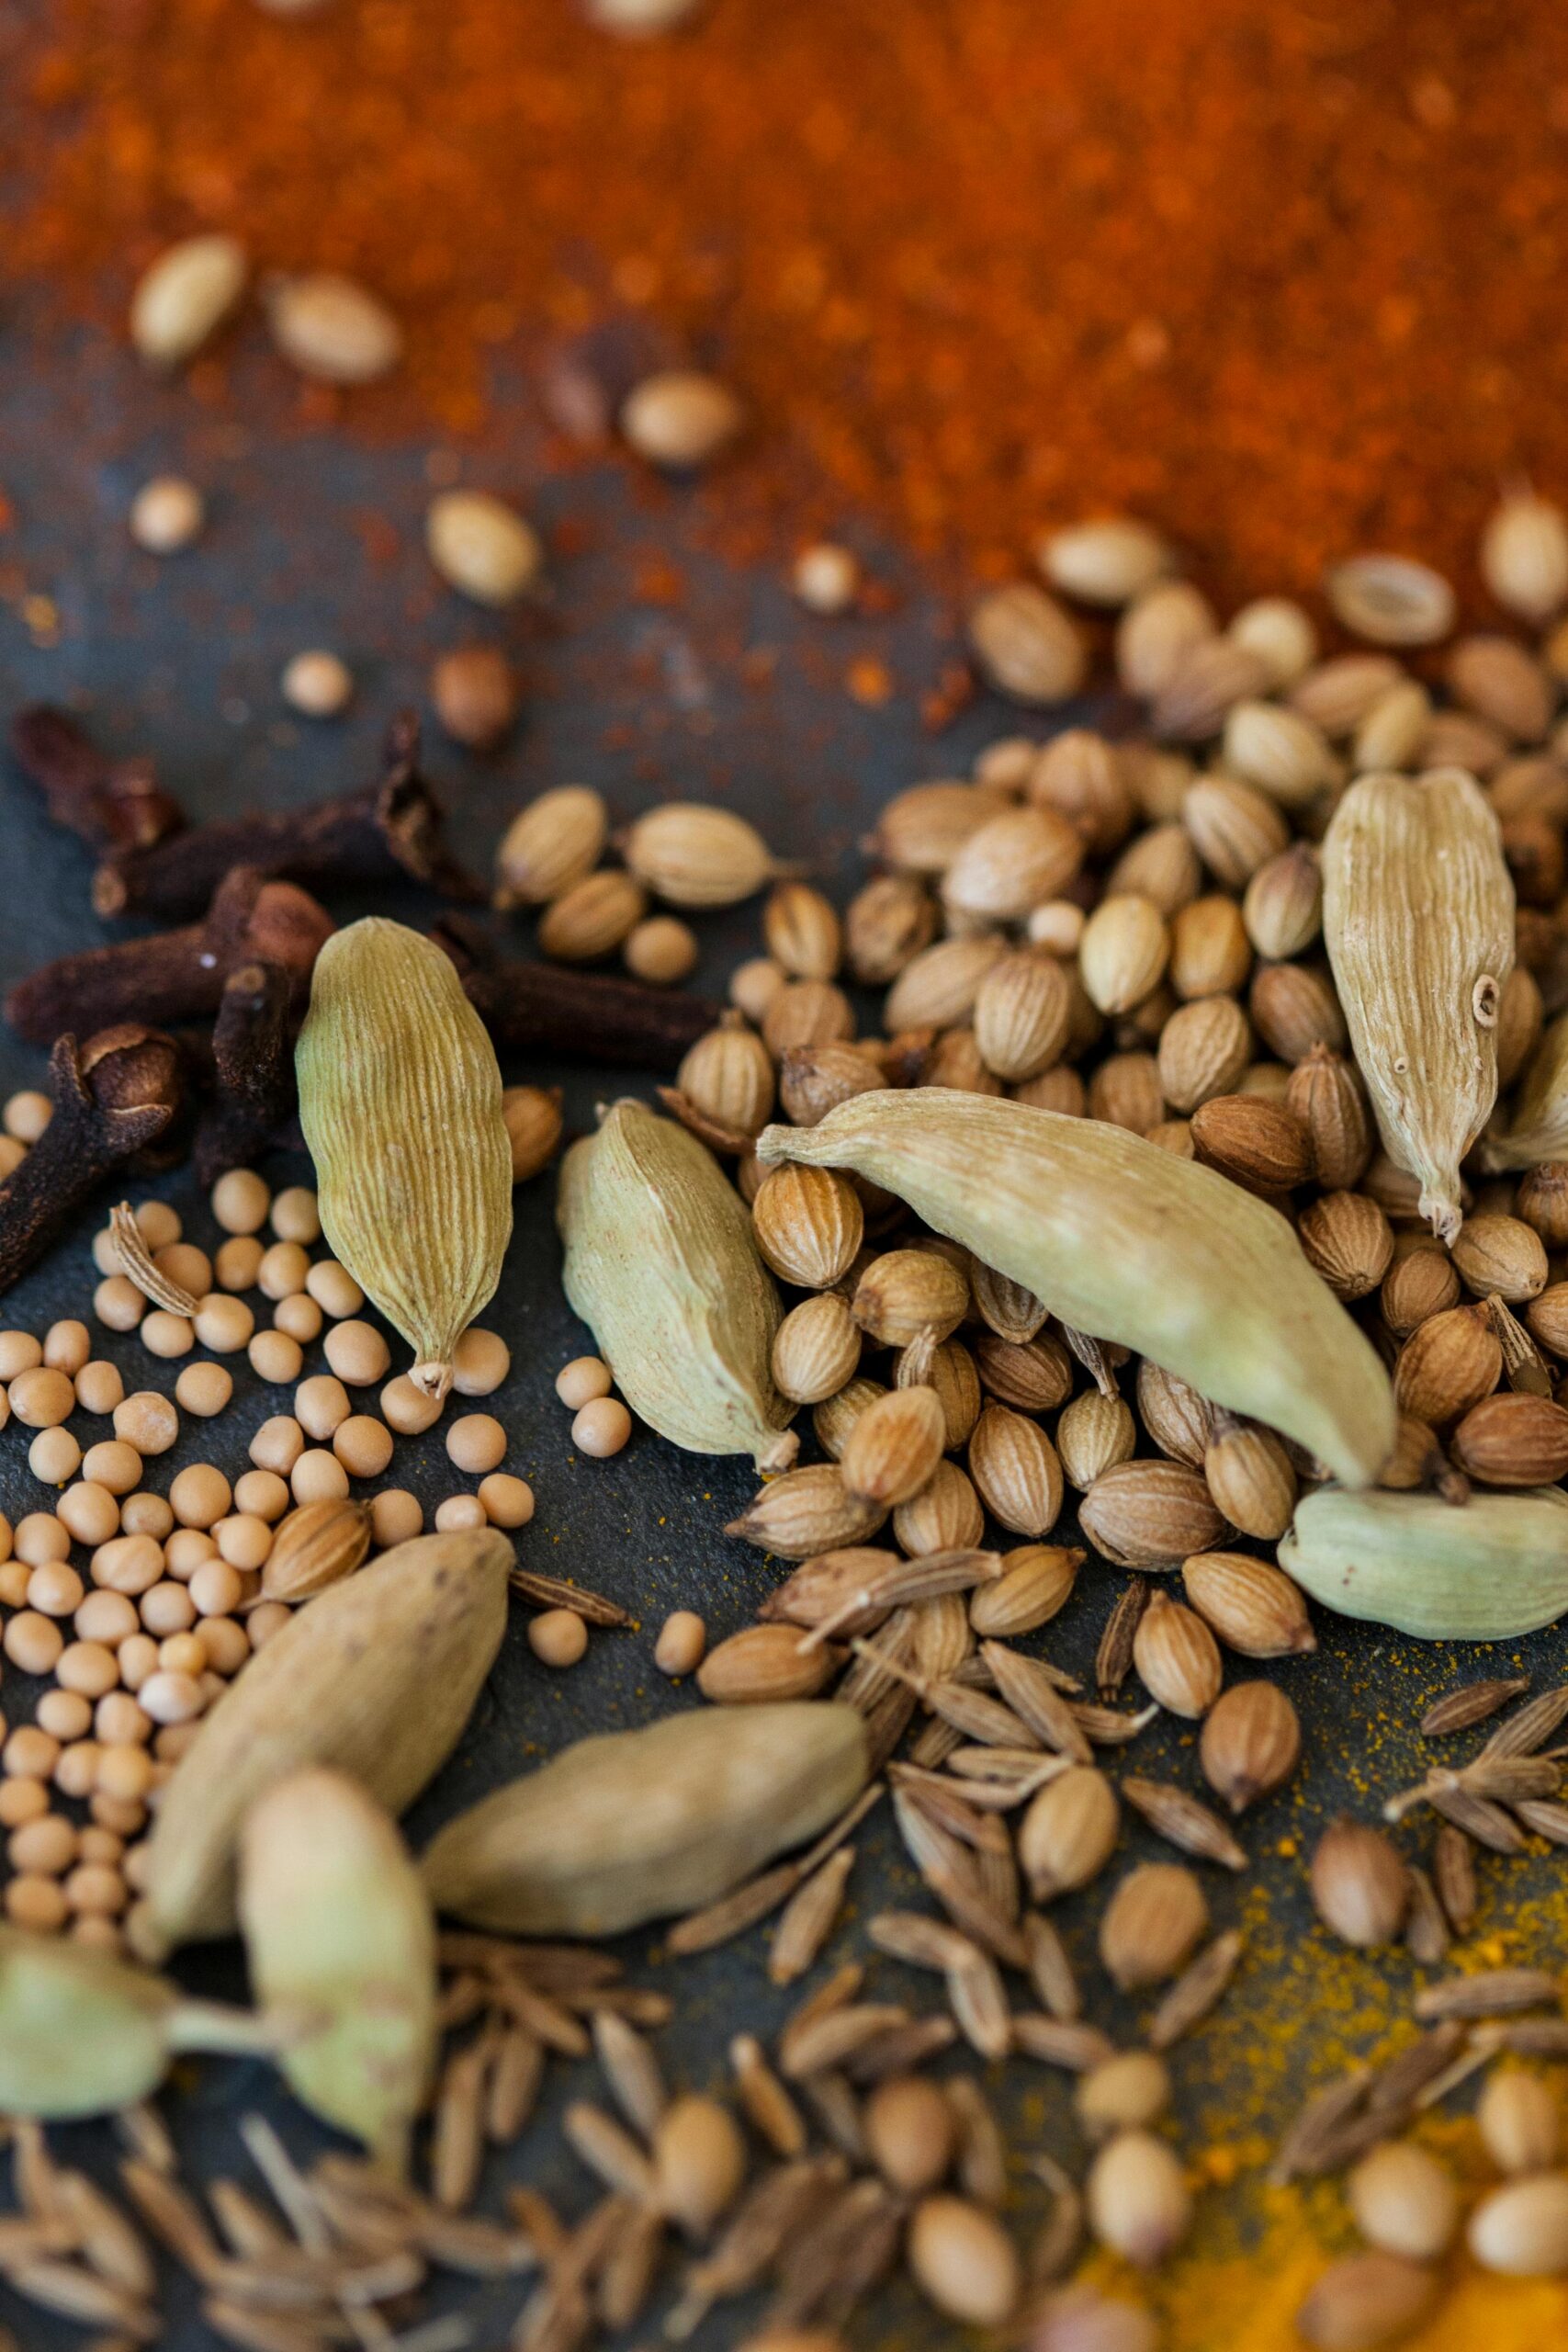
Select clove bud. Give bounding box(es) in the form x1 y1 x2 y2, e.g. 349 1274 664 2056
10 704 185 855
6 865 333 1045
434 912 719 1069
0 1024 183 1295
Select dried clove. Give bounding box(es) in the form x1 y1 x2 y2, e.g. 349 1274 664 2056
434 913 719 1070
7 865 333 1045
0 1026 184 1293
92 712 484 921
10 704 186 855
193 960 301 1183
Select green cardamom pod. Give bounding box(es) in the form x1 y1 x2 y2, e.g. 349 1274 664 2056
1323 769 1515 1242
558 1097 797 1471
239 1770 436 2176
756 1091 1393 1488
297 918 512 1399
1280 1486 1568 1639
0 1926 284 2118
138 1529 511 1955
422 1702 868 1937
1484 1010 1568 1171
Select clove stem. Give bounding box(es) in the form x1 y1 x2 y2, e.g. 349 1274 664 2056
10 703 186 854
434 914 718 1070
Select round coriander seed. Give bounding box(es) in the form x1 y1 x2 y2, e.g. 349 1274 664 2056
193 1295 254 1352
215 1236 265 1291
323 1320 390 1385
114 1392 178 1455
270 1186 321 1244
291 1450 349 1506
447 1413 506 1474
370 1490 423 1547
249 1329 304 1385
333 1416 394 1477
478 1473 534 1528
233 1470 289 1521
211 1168 270 1235
273 1293 323 1344
130 475 204 554
175 1363 232 1418
250 1416 305 1474
434 1495 487 1532
573 1396 632 1457
281 650 353 718
528 1609 587 1668
625 915 699 986
74 1361 125 1416
556 1356 612 1409
140 1310 194 1360
3 1090 51 1144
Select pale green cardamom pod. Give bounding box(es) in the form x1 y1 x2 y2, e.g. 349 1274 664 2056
756 1091 1394 1488
558 1097 797 1471
239 1770 436 2177
297 918 512 1399
139 1529 511 1954
1484 1010 1568 1171
1322 768 1515 1243
1280 1486 1568 1639
422 1702 868 1936
0 1925 283 2118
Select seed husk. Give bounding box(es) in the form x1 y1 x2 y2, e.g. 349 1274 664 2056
1295 2249 1439 2350
1121 1777 1246 1871
560 1098 796 1472
1280 1485 1568 1639
421 1702 868 1937
1199 1680 1301 1813
134 1523 512 1957
238 1770 435 2175
969 1544 1081 1635
1478 2069 1561 2175
1130 1592 1222 1718
727 1464 886 1559
840 1385 945 1506
297 919 512 1400
697 1625 843 1705
1181 1549 1316 1658
0 1925 280 2118
1322 769 1515 1243
756 1091 1393 1486
494 784 607 907
1148 1926 1245 2050
1079 1459 1225 1568
654 2095 748 2239
1310 1817 1409 1948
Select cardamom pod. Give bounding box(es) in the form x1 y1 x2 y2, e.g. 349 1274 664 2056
297 918 513 1399
0 1925 283 2117
558 1098 797 1472
1486 1011 1568 1170
1280 1487 1568 1639
1322 770 1515 1242
239 1770 436 2175
138 1528 511 1953
756 1091 1393 1487
421 1702 868 1936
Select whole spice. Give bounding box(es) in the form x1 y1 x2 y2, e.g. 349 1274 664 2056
1310 1817 1409 1948
0 1924 282 2118
1322 769 1515 1241
1347 2140 1459 2260
7 863 333 1044
494 786 608 906
0 1026 184 1295
420 1702 868 1935
558 1097 795 1470
137 1527 511 1951
129 231 247 367
1467 2175 1568 2276
1295 2251 1440 2351
759 1093 1393 1484
298 917 513 1400
1181 1549 1316 1658
1199 1680 1302 1813
1085 2131 1192 2267
92 714 481 921
238 1770 436 2174
435 914 719 1070
1098 1861 1209 1989
906 2192 1021 2325
10 704 184 854
623 803 778 907
1280 1486 1568 1639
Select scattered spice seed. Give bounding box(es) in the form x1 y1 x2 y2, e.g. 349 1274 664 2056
1419 1676 1531 1736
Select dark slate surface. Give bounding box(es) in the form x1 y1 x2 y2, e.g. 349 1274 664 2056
0 303 1558 2352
